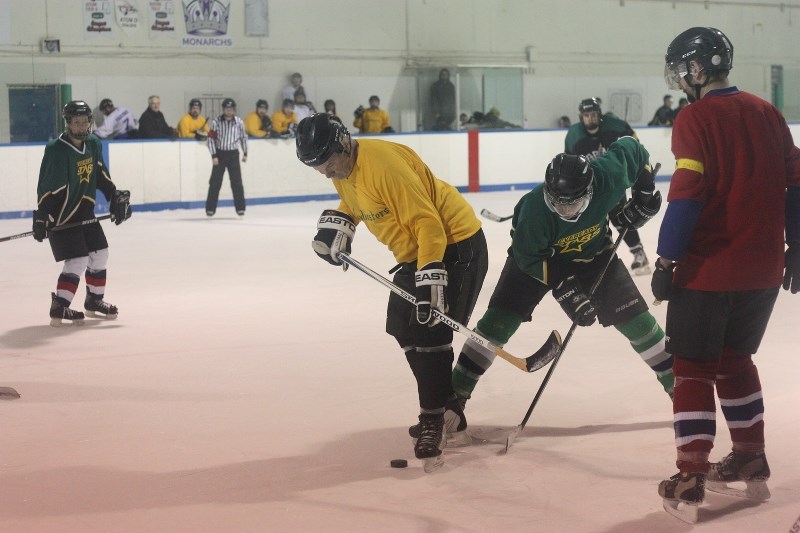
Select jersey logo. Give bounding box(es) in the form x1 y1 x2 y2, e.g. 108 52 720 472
356 207 390 222
556 223 601 253
76 156 93 184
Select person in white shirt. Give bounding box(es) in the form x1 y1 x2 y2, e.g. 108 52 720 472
93 99 138 140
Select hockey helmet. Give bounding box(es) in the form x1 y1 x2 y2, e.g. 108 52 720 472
221 98 236 109
543 154 594 221
578 97 601 115
189 98 202 110
62 100 93 140
664 27 733 90
296 113 349 167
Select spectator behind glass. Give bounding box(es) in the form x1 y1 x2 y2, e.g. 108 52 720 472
672 97 689 120
293 88 316 122
430 68 456 130
353 95 392 134
272 98 298 137
558 115 571 128
93 98 138 140
244 99 272 138
281 72 304 103
323 99 338 118
176 98 209 140
139 95 176 139
648 94 675 126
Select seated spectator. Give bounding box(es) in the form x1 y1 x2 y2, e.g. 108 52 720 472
281 72 304 103
271 98 298 137
323 99 338 118
648 94 674 126
672 97 689 120
93 98 138 140
558 115 571 128
139 95 176 138
176 98 209 140
244 99 272 138
353 95 392 134
478 107 520 129
293 88 316 122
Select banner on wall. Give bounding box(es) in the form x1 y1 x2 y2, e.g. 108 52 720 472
114 0 141 35
84 1 116 39
181 0 233 48
148 0 177 38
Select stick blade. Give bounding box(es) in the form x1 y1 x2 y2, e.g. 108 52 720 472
504 425 522 453
525 330 562 372
0 387 20 400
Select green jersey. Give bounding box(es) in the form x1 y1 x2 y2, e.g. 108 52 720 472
564 113 635 160
37 134 115 225
511 136 649 284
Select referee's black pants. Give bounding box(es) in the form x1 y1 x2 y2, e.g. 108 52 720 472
206 150 245 214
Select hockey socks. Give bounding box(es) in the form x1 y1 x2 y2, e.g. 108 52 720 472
615 312 674 397
715 350 765 453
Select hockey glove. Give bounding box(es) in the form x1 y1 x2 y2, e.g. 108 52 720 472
553 275 597 326
614 189 662 230
651 259 676 302
354 105 365 118
783 243 800 294
312 209 356 270
110 190 132 225
32 210 49 242
415 261 448 326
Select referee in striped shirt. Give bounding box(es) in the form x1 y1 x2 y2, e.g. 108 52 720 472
206 98 248 216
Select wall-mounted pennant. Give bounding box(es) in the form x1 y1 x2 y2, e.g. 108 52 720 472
84 0 116 39
181 0 233 48
148 0 177 39
114 0 140 35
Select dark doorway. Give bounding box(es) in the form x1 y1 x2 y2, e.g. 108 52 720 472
9 85 60 143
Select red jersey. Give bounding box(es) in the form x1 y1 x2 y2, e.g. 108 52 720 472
665 87 800 290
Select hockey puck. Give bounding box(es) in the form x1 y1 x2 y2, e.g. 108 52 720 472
390 459 408 468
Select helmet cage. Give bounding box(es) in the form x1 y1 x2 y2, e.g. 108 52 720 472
62 101 93 140
543 154 594 221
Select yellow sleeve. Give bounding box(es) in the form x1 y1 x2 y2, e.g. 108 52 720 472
176 116 193 138
244 112 267 138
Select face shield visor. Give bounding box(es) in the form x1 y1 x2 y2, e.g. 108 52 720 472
664 61 689 90
544 185 593 222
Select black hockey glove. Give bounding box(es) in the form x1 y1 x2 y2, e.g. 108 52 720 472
553 275 596 327
614 189 662 230
415 261 448 326
32 210 49 242
783 243 800 294
312 209 356 271
354 105 365 118
110 190 132 225
651 260 676 302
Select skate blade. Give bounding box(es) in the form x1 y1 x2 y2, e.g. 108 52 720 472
505 425 522 453
50 317 86 327
633 265 652 276
706 479 771 501
445 431 472 448
422 455 444 473
662 498 699 524
85 310 118 320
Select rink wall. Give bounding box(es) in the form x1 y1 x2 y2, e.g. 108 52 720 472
2 125 798 218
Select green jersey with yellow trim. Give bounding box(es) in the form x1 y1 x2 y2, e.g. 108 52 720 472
37 134 115 225
511 136 649 284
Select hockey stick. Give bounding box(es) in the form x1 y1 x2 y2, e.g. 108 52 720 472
0 214 113 243
480 208 513 223
505 227 629 452
338 252 562 373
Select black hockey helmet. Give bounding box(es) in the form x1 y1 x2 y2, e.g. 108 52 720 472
222 98 236 109
543 154 594 220
665 27 733 90
189 98 202 110
578 97 601 115
256 99 268 109
296 113 349 167
98 98 113 112
63 100 93 139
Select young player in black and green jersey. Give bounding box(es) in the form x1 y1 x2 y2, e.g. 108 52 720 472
443 136 673 445
565 97 652 275
34 100 131 326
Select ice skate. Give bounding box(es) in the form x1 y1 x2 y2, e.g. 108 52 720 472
706 451 771 501
50 292 85 327
414 414 445 473
658 471 705 524
630 244 651 275
409 396 470 448
84 290 119 320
